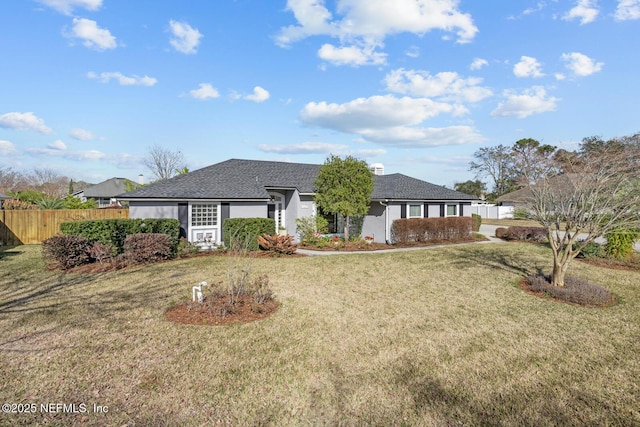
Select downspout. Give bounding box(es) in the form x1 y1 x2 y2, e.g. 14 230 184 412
379 200 390 244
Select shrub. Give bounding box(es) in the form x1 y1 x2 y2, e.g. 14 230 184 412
60 218 180 254
471 213 482 232
499 226 547 242
575 240 605 259
604 227 640 260
525 275 614 306
513 207 530 219
222 218 275 251
42 235 91 270
495 227 509 239
2 199 38 210
123 233 173 265
89 242 117 264
257 233 298 255
391 217 472 244
296 215 329 243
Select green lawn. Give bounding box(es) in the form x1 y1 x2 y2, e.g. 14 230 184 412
1 243 639 426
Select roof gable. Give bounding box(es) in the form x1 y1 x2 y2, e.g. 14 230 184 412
83 178 134 198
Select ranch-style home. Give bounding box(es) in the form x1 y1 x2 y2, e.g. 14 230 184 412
117 159 478 245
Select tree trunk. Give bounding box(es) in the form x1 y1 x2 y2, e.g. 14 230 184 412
551 259 568 287
344 215 350 241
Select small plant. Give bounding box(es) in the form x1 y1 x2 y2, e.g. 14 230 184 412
575 240 605 259
604 226 640 260
471 213 482 232
524 275 614 307
89 242 117 264
257 233 298 255
176 237 200 257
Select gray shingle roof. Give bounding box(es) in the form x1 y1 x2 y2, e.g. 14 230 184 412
83 178 134 198
118 159 476 201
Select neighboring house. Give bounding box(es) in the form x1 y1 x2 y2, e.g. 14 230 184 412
117 159 478 245
75 178 135 208
0 193 9 209
496 174 586 208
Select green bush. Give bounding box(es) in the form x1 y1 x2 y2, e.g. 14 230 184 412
222 218 275 251
513 208 530 219
296 215 329 243
471 213 482 232
604 227 640 259
575 241 605 259
60 218 180 254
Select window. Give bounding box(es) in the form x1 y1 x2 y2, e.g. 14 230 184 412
191 203 218 227
446 204 458 217
408 204 423 218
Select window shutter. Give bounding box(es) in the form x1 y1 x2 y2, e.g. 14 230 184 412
423 203 428 218
400 204 406 219
440 204 445 217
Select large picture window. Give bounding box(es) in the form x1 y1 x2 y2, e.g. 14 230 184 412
191 203 218 227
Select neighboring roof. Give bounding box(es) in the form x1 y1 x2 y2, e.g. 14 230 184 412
496 174 586 204
83 178 135 198
118 159 477 201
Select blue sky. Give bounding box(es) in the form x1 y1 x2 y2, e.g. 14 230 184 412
1 0 639 187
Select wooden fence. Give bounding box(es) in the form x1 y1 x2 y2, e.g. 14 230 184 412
0 209 129 246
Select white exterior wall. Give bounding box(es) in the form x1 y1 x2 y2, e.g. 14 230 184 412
129 202 179 219
229 202 267 218
427 204 441 218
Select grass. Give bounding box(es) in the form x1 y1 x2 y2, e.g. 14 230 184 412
1 243 639 426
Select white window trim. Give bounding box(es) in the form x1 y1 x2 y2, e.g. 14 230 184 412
445 204 458 217
407 203 423 218
189 202 221 245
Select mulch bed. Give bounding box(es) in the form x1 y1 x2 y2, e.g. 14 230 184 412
517 277 617 308
165 294 280 326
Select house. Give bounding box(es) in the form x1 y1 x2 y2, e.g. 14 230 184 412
75 178 135 208
496 174 586 208
117 159 478 245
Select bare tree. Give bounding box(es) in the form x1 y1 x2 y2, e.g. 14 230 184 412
28 168 69 197
523 136 640 287
469 144 516 197
143 145 186 181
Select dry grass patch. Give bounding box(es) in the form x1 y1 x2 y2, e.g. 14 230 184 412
1 244 639 426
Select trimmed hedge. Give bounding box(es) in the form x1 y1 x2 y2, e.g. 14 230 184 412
391 217 473 244
223 218 275 251
496 226 547 242
60 218 180 253
471 213 482 232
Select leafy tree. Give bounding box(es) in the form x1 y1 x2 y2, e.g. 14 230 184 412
454 180 486 198
511 138 557 185
143 145 187 181
314 155 374 241
63 195 98 209
524 135 640 287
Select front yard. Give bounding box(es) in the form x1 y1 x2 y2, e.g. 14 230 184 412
1 243 639 426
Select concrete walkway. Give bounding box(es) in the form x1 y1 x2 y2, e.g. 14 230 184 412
296 224 503 256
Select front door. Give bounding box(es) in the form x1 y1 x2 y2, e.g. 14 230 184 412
268 192 285 232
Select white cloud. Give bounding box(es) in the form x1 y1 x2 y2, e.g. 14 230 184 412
561 52 604 76
243 86 270 103
615 0 640 20
88 72 157 86
258 142 349 154
470 58 488 70
360 125 485 147
301 95 458 133
405 46 420 58
0 112 53 134
563 0 599 24
318 43 387 66
70 128 100 141
276 0 478 66
68 18 117 51
37 0 102 15
0 140 18 156
189 83 220 100
384 68 492 103
491 86 558 118
513 56 545 78
169 20 203 54
48 140 67 151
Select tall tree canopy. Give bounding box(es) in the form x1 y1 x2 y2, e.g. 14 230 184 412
314 155 374 241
